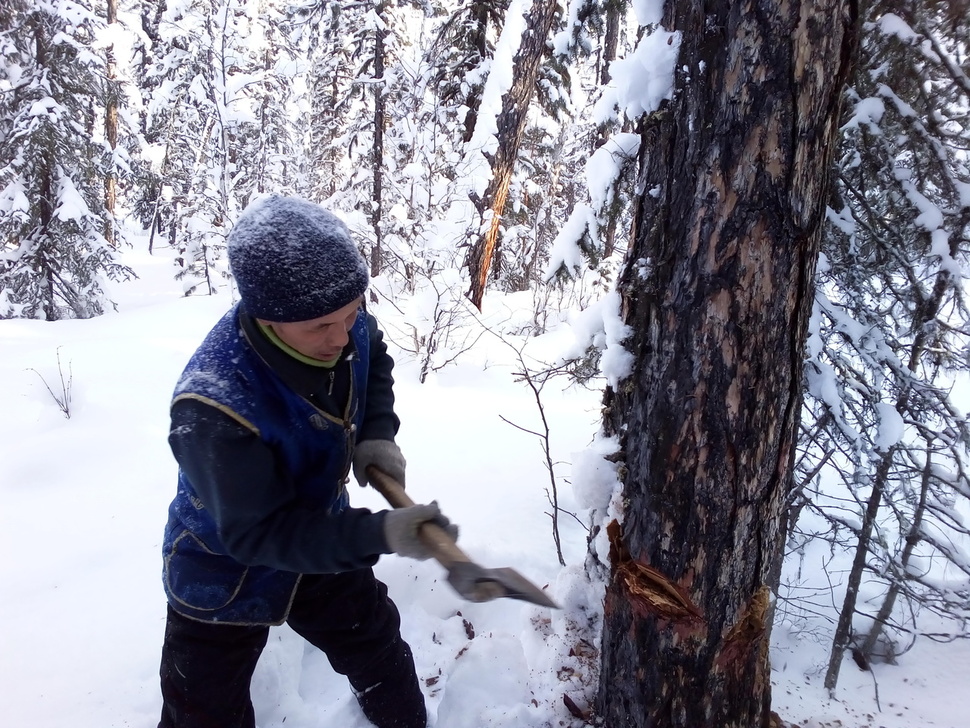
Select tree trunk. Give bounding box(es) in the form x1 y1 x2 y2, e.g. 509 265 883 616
600 0 622 87
856 445 933 664
465 0 559 311
371 2 387 294
599 0 625 259
596 2 857 726
461 1 493 144
824 240 951 689
30 11 57 320
104 0 118 247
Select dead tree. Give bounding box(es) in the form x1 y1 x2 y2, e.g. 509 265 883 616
465 0 559 311
596 1 858 726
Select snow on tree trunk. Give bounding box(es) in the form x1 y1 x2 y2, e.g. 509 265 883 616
465 0 559 311
596 2 858 726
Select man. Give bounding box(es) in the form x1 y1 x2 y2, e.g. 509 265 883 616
159 195 453 728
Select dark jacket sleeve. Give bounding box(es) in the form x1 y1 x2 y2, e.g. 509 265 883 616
170 397 392 574
359 313 400 442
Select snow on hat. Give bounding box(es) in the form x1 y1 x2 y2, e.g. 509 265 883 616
228 195 369 322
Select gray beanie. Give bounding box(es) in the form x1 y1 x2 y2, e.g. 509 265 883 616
228 195 369 322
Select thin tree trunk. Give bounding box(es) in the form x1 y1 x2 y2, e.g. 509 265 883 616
104 0 118 247
461 1 493 144
465 0 559 310
256 48 272 194
371 2 387 296
857 446 933 663
214 2 230 226
600 0 622 86
40 157 56 320
31 12 57 320
311 59 342 200
823 231 952 689
600 0 624 261
824 447 895 691
596 2 857 726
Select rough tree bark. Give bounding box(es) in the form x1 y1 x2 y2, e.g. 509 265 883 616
596 2 858 726
465 0 559 311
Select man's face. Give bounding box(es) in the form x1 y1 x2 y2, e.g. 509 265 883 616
259 296 363 362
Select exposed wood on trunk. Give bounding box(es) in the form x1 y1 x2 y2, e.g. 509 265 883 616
465 0 559 310
607 520 704 623
596 1 858 725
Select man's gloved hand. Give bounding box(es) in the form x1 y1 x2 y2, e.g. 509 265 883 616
383 502 459 560
353 439 406 488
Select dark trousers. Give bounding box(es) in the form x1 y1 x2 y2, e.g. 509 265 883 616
159 569 426 728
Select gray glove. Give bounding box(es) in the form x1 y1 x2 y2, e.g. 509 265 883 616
383 501 459 560
353 439 406 488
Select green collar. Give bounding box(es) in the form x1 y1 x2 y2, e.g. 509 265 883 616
257 322 340 369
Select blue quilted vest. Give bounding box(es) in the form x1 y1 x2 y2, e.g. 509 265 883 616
162 304 370 625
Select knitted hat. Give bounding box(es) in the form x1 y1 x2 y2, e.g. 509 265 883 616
228 195 369 322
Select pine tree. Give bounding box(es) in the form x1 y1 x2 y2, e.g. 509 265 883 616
542 1 642 305
485 18 574 297
464 0 562 310
0 0 131 320
424 0 507 144
127 0 170 246
784 0 970 689
142 0 294 294
290 0 352 201
296 0 424 281
223 0 298 201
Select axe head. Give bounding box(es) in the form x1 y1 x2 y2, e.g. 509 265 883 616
364 465 559 609
446 561 559 608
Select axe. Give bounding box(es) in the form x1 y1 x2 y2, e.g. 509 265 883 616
366 466 558 609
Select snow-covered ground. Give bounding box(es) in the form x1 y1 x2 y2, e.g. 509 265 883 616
1 250 966 727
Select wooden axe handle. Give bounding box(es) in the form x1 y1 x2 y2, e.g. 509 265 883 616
365 465 472 568
365 466 554 606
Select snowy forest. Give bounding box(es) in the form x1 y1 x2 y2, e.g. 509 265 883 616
1 0 969 726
